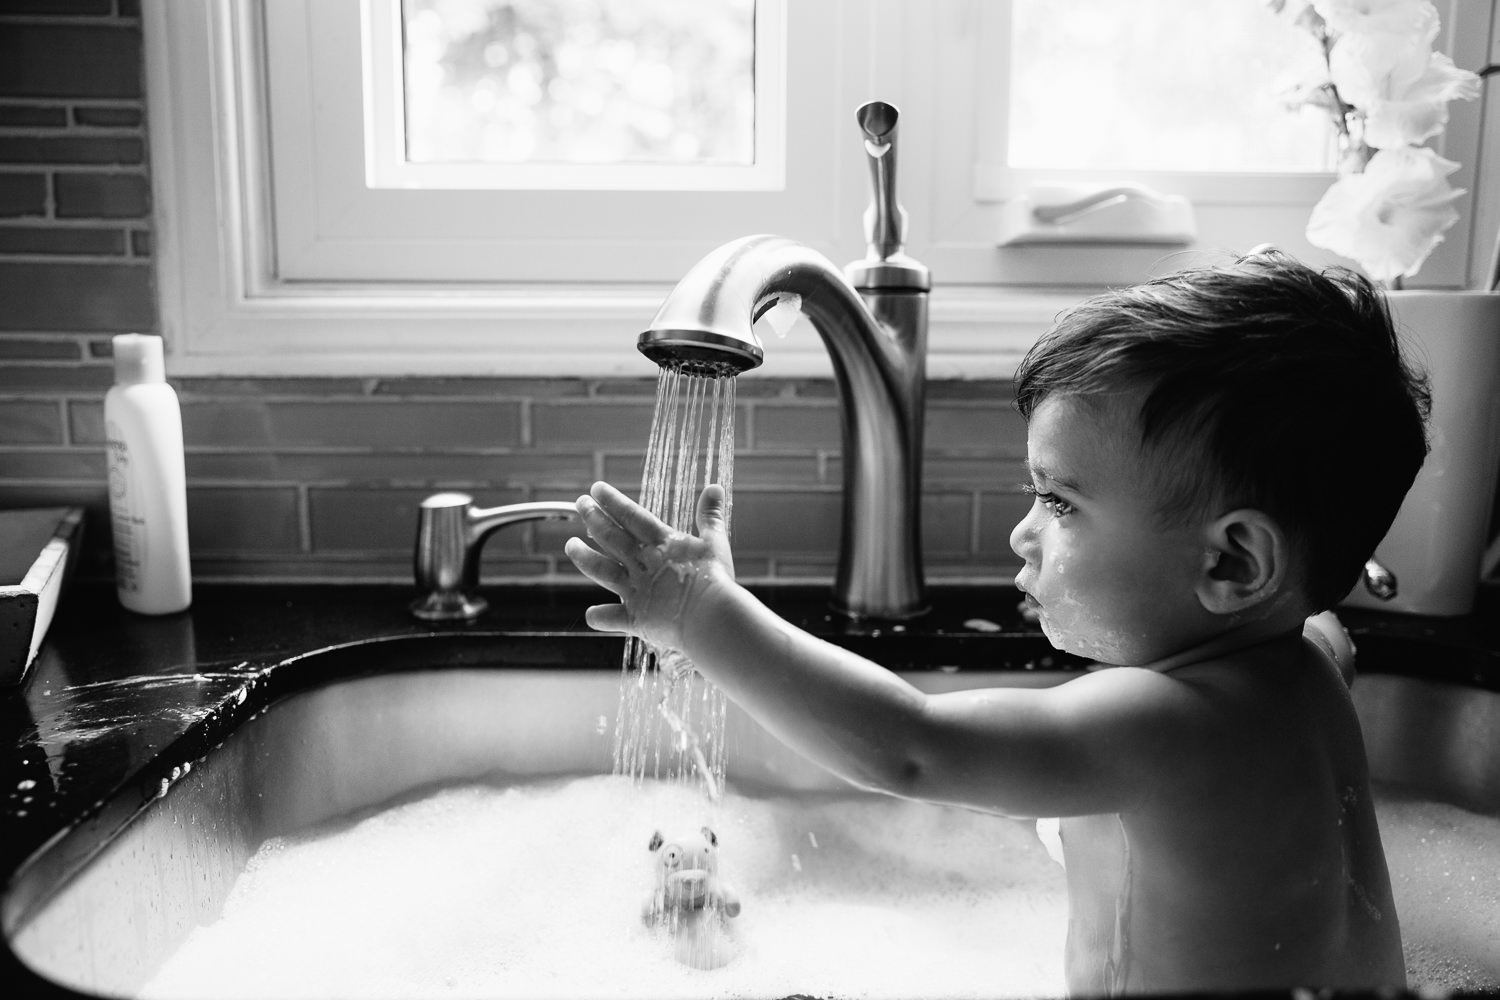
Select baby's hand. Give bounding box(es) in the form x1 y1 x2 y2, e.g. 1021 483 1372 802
564 482 735 652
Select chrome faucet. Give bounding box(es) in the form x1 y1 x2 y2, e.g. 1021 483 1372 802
411 492 578 621
637 101 931 620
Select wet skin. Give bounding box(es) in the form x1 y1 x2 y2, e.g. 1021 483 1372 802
565 395 1404 992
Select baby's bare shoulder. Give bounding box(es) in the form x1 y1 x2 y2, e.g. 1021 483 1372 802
1302 611 1356 686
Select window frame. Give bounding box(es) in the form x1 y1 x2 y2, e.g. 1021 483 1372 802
143 0 1491 380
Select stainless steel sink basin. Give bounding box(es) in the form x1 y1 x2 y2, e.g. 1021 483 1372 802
5 632 1498 997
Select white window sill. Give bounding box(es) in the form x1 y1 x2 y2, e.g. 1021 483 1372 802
162 283 1082 381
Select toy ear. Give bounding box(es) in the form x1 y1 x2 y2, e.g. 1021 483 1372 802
701 826 718 847
648 830 663 852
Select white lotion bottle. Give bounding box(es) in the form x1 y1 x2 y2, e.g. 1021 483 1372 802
105 334 192 614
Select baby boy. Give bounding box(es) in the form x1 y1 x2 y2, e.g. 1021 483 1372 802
567 250 1428 993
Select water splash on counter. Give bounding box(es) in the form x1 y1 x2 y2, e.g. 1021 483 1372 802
14 663 268 799
27 666 263 746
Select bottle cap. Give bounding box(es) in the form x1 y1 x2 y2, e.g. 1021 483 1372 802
112 334 166 385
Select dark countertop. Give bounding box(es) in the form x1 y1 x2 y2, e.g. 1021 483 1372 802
2 579 1498 998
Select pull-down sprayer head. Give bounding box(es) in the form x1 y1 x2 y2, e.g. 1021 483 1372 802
636 236 769 375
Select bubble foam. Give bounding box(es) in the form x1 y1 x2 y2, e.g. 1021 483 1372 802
140 775 1068 999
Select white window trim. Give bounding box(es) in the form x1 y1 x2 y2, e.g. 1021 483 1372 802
144 0 1490 381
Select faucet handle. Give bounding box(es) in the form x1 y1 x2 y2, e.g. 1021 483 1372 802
857 101 905 258
848 101 930 292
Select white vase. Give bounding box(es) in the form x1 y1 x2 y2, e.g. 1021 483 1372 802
1343 290 1500 616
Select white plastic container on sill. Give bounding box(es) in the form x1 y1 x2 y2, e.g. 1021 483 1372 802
1342 291 1500 616
104 334 192 615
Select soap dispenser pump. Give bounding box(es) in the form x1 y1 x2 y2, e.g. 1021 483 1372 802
104 334 192 614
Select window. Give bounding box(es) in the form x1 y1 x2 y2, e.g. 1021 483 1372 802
144 0 1488 378
260 0 801 284
388 0 765 187
1007 0 1335 173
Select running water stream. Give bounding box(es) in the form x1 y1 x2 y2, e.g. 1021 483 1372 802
613 361 739 802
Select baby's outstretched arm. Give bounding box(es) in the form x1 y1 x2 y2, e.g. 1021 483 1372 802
566 481 1209 818
566 481 936 791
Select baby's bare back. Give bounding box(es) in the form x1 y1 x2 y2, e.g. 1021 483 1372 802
1060 642 1404 994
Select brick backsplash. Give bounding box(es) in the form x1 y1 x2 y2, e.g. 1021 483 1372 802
0 3 1032 590
2 369 1031 585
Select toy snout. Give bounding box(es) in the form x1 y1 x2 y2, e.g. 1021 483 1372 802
663 869 711 908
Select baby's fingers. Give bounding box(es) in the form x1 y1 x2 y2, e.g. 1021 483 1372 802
584 602 635 635
576 493 644 565
590 481 670 544
564 536 628 595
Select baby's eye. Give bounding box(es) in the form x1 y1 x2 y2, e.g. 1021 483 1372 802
1021 483 1075 517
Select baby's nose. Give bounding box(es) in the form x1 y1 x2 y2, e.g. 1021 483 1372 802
1009 509 1038 561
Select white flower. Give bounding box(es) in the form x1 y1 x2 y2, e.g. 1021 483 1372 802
1330 33 1481 148
1276 0 1480 280
1310 0 1437 38
1363 51 1482 148
1326 20 1435 109
1306 146 1464 281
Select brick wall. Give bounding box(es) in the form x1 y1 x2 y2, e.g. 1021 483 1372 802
0 3 1030 587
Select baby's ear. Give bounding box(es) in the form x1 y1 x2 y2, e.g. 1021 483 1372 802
1196 508 1287 615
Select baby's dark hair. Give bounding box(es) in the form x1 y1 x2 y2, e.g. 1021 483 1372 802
1013 250 1431 612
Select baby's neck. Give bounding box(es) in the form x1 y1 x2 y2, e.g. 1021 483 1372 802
1140 619 1305 674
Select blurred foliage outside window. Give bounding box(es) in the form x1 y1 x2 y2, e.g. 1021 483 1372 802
402 0 755 166
403 0 1335 176
1011 0 1337 172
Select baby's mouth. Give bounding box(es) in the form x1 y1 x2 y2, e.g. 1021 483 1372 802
1014 579 1042 623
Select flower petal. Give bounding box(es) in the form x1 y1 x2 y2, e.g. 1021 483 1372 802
1311 0 1439 40
1306 146 1464 280
1363 98 1449 148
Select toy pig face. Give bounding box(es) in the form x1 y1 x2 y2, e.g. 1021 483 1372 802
649 826 719 878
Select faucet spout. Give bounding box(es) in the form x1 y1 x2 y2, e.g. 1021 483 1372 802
639 234 929 619
637 100 931 620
